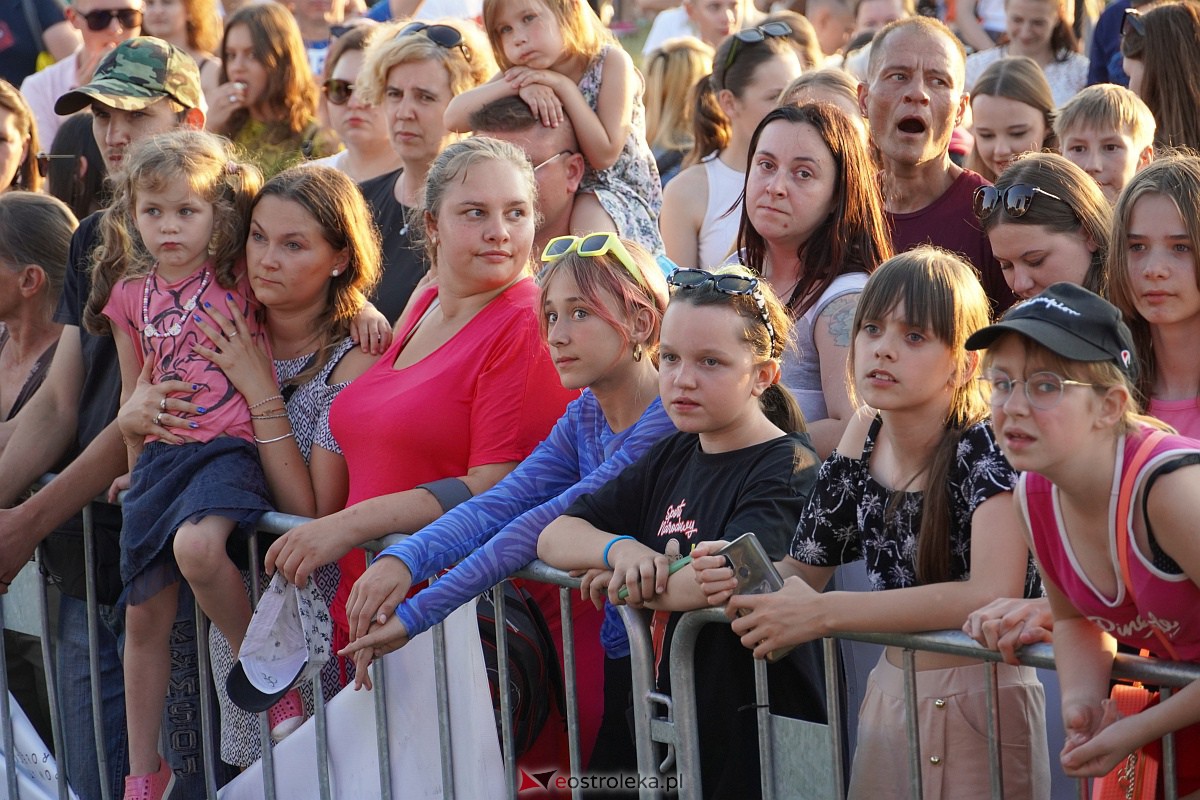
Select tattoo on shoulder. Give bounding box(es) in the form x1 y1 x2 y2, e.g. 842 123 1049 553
823 294 859 347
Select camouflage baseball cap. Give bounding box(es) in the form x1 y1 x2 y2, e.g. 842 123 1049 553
55 37 202 115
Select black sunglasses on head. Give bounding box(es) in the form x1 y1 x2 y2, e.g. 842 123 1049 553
724 21 792 70
399 22 471 61
81 7 142 31
35 153 77 178
972 184 1066 220
1121 7 1145 38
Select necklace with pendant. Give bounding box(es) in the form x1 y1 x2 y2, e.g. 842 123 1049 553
142 264 211 338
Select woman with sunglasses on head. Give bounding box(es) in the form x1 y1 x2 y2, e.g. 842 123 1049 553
733 103 891 458
353 19 495 323
694 248 1049 798
342 234 675 773
207 2 340 178
1120 1 1200 150
964 284 1200 796
659 25 802 269
536 265 829 799
310 24 403 184
976 152 1111 302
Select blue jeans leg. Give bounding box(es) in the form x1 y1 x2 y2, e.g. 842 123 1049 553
57 594 127 800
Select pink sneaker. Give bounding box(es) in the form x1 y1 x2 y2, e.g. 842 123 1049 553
268 688 306 742
123 757 175 800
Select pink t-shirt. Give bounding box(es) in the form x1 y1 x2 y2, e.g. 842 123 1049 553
1022 424 1200 661
327 277 579 636
1148 397 1200 440
103 264 266 444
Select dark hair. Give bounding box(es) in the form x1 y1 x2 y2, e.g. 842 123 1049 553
848 247 990 584
219 3 319 139
737 104 892 316
1120 1 1200 149
468 94 576 145
47 112 108 220
0 191 76 301
668 266 807 433
0 80 39 192
980 152 1110 296
685 33 798 168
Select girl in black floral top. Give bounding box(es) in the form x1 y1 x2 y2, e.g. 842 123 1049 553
695 247 1049 799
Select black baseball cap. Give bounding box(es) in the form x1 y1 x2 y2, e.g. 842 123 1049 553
964 282 1138 379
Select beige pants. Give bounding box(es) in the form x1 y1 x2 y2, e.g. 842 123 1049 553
848 654 1050 800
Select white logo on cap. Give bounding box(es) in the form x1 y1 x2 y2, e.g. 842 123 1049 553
1023 296 1081 316
1121 350 1132 368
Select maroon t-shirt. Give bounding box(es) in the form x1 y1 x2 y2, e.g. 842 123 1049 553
886 169 1015 315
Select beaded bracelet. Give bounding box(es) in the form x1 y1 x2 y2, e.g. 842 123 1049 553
248 394 284 411
602 535 637 569
253 431 295 444
250 410 289 420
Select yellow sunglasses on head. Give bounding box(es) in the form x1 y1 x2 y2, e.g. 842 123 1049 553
540 232 648 291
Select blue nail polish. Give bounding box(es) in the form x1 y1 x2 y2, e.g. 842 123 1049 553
196 407 207 414
203 301 211 308
191 384 199 390
194 314 202 322
189 422 199 429
226 292 233 301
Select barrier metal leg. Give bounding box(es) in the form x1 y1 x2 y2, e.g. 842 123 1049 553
984 660 1004 799
35 571 69 800
312 669 331 800
247 532 278 800
0 598 19 800
82 504 112 800
667 609 729 800
1162 686 1177 800
191 600 220 799
753 658 775 800
617 605 664 800
430 573 455 800
559 587 582 799
822 639 845 800
371 652 392 800
493 583 517 798
901 649 923 800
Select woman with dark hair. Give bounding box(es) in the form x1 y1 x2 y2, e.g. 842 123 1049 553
206 2 338 177
141 0 223 95
46 112 108 220
1120 0 1200 150
659 27 801 269
965 0 1088 106
733 103 891 457
976 152 1110 301
0 81 40 193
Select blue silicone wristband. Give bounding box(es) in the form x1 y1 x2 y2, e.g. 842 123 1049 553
602 535 637 569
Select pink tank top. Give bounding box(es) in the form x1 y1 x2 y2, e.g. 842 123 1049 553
1022 424 1200 661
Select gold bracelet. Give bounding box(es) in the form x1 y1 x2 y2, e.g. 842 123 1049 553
248 394 284 411
253 431 295 444
250 410 289 420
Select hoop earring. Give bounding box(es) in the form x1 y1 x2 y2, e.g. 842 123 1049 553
632 343 644 362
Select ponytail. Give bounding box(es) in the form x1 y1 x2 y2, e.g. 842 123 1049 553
684 75 729 169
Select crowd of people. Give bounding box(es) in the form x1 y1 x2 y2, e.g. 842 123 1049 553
0 0 1199 796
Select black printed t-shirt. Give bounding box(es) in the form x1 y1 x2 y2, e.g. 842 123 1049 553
565 431 826 799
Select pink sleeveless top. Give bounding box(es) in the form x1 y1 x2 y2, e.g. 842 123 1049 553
1022 424 1200 661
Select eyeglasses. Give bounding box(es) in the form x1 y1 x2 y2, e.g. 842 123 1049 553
978 368 1094 410
323 79 355 106
1121 7 1145 38
35 153 77 177
80 8 142 31
724 21 792 71
533 150 574 171
667 268 777 356
399 22 471 61
972 184 1066 220
542 233 649 291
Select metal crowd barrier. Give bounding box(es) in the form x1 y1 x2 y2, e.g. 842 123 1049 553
3 487 1200 799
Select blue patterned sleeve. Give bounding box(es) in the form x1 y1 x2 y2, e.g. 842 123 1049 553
395 403 676 638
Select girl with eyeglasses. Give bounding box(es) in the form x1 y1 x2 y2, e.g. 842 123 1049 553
537 265 829 798
445 0 666 256
208 2 339 178
659 26 801 270
342 234 675 774
310 24 403 184
977 152 1112 302
695 248 1049 798
965 282 1200 795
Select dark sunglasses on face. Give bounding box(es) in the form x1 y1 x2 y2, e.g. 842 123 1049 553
399 22 471 61
1121 7 1145 38
972 184 1066 220
35 153 78 178
323 79 355 106
81 7 142 31
724 21 792 70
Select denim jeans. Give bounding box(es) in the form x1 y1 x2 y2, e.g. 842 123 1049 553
57 589 234 800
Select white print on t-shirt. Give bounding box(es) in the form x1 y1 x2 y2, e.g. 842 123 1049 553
1088 611 1181 641
657 499 698 540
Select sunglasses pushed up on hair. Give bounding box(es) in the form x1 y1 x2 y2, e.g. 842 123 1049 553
667 268 777 356
81 7 142 30
398 22 471 61
724 21 792 70
972 184 1065 220
541 232 648 291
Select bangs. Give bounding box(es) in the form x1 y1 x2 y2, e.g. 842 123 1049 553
856 257 959 344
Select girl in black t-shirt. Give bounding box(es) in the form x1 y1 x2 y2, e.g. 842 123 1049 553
538 266 826 798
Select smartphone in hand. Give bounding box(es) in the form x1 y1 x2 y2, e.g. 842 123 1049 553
719 533 794 661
